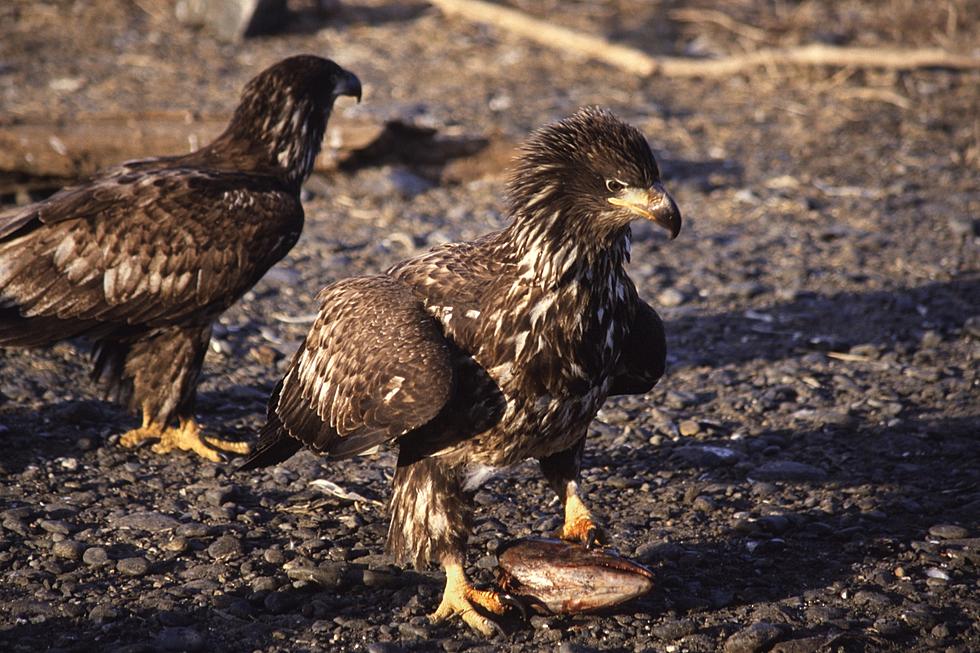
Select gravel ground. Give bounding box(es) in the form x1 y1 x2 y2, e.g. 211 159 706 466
1 1 978 651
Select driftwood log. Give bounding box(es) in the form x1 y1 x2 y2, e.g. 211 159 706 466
0 111 491 194
430 0 980 77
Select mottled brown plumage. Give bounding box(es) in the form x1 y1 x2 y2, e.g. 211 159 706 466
0 55 361 461
243 107 681 633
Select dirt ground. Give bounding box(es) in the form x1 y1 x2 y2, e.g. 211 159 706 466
0 1 978 651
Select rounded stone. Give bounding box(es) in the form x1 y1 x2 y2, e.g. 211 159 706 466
52 539 84 560
208 535 244 561
679 420 701 436
117 556 150 576
82 546 110 566
928 524 968 540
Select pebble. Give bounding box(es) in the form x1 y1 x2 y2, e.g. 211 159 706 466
657 288 686 307
155 626 205 652
674 445 738 467
723 622 785 653
52 539 85 560
653 618 697 640
679 420 701 436
693 496 716 512
163 536 188 553
117 556 150 577
208 535 244 561
39 519 72 535
82 546 110 566
111 511 180 533
251 576 281 593
928 524 968 540
89 605 118 622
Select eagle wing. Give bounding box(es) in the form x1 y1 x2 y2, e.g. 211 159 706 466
245 275 455 466
0 164 303 344
608 299 667 396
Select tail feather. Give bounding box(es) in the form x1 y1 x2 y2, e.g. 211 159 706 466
0 308 91 347
238 412 303 470
239 379 302 470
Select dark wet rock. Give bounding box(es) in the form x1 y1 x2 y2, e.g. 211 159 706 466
155 626 205 652
929 524 968 539
674 445 739 467
264 589 301 614
558 643 600 653
723 622 785 653
653 618 697 640
749 460 827 482
367 643 408 653
853 589 891 608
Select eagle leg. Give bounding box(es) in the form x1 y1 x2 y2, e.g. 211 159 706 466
558 488 606 549
540 440 606 548
430 560 508 636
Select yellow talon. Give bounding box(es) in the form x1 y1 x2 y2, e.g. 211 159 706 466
430 562 505 636
119 416 250 462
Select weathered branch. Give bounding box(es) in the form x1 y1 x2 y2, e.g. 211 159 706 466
0 111 487 185
429 0 980 77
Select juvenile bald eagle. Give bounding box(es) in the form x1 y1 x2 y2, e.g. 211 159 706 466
242 107 681 633
0 55 361 461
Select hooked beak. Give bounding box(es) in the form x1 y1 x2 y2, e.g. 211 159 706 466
336 70 362 103
607 181 682 239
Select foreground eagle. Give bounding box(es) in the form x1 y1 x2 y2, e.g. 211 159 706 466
0 55 361 461
242 107 681 633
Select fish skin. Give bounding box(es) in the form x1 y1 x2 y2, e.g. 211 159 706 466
496 537 654 614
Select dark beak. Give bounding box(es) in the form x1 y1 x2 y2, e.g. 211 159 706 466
645 181 682 239
336 70 362 103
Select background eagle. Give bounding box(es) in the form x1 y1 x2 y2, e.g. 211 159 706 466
0 55 361 461
242 107 681 634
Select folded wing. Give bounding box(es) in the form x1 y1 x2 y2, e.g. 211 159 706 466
243 275 455 468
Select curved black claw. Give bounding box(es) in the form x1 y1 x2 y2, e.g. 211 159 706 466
498 591 532 622
585 524 609 550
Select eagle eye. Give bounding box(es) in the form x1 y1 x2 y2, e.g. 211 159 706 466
605 178 627 193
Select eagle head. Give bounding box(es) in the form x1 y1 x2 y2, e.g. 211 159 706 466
221 55 362 186
507 106 681 241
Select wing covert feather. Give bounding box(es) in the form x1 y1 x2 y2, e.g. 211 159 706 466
273 275 454 457
0 166 303 335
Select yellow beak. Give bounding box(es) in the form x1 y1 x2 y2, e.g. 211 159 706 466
607 182 682 239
